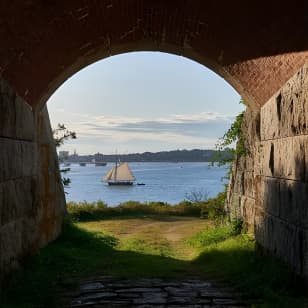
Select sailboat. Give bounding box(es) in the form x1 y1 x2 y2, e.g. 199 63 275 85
104 161 135 185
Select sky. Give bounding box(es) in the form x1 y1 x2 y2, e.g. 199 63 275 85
47 52 244 155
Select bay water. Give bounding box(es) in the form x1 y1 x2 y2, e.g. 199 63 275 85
65 162 229 206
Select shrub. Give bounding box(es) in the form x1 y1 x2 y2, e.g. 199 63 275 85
200 192 226 220
66 191 227 222
230 218 243 235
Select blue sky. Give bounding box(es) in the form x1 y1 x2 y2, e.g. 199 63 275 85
47 52 243 154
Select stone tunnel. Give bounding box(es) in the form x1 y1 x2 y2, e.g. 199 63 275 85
1 1 308 280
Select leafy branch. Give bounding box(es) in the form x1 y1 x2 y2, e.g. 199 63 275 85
212 99 246 166
53 124 76 148
52 124 77 188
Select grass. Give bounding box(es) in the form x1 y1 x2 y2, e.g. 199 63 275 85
193 235 307 307
66 192 226 221
186 224 233 247
1 213 307 307
0 219 114 307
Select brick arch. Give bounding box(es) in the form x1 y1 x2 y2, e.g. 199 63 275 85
38 43 249 109
0 1 308 109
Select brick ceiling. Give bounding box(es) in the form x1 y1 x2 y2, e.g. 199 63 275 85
0 0 308 108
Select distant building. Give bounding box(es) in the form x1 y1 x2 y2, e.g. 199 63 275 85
94 152 107 166
94 152 104 161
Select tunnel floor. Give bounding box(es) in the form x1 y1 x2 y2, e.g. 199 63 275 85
67 276 255 307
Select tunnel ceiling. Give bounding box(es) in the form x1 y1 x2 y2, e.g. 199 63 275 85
0 0 308 108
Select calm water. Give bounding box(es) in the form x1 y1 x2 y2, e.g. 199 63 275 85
65 162 229 206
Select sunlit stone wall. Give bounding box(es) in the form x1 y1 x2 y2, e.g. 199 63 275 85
227 64 308 278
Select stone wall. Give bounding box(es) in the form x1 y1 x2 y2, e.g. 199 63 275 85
0 78 66 280
226 64 308 278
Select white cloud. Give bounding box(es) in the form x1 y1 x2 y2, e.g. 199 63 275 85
50 110 235 154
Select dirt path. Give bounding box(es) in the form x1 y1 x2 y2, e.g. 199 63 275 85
79 216 206 242
65 217 257 307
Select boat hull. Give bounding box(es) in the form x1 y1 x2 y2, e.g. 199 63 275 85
95 162 107 166
107 181 134 186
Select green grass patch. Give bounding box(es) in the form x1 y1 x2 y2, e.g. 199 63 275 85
67 192 226 222
1 214 307 308
186 224 232 247
119 237 172 257
189 233 307 307
0 218 118 308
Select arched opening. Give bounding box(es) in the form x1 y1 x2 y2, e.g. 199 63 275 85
47 51 243 205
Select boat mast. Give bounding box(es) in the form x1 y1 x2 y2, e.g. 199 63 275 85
114 151 118 181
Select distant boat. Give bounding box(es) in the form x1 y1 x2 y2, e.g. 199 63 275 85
95 161 107 166
79 162 86 166
104 161 135 185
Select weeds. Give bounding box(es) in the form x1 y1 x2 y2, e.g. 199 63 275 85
67 196 226 222
186 225 232 248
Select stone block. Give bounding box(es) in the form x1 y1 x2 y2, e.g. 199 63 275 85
260 177 308 228
228 192 241 219
260 95 280 140
260 178 280 218
253 206 265 243
21 216 40 252
255 213 305 275
0 177 34 226
0 138 36 181
15 95 35 141
258 137 306 181
273 137 305 180
277 179 308 228
0 219 24 270
0 78 34 141
240 196 255 227
257 141 273 177
261 64 308 140
232 170 244 195
243 171 255 198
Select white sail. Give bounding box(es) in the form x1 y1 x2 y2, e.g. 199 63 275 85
104 162 135 182
104 167 115 181
116 163 135 181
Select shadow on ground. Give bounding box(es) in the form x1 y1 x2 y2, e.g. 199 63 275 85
1 219 307 308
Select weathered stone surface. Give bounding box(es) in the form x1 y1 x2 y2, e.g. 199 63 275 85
260 178 308 227
0 138 36 181
80 282 105 293
0 219 24 269
254 213 307 275
226 63 308 279
133 294 167 304
0 78 34 141
0 79 66 280
240 196 255 229
117 288 161 293
261 65 308 140
0 177 33 226
69 277 253 307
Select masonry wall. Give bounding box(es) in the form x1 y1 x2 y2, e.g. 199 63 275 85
226 64 308 278
0 78 66 280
